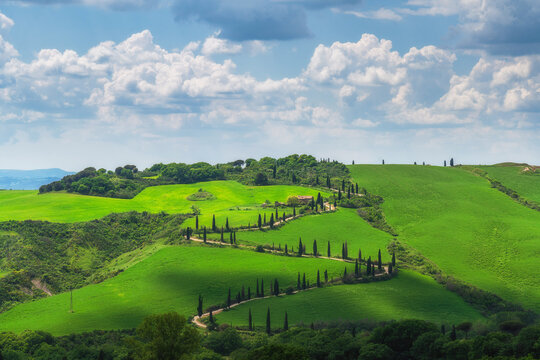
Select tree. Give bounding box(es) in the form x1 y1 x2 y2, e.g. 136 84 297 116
195 215 199 230
227 288 231 308
230 231 233 244
327 241 331 258
285 244 288 254
209 310 214 324
248 309 253 331
258 214 262 228
355 183 359 194
264 214 267 225
248 286 251 300
255 172 269 185
382 159 385 165
343 266 347 279
220 227 224 242
388 263 393 274
341 179 345 191
444 160 447 167
338 189 342 200
456 322 472 339
197 294 203 317
313 239 318 256
450 325 457 340
298 238 303 256
317 270 321 287
261 279 264 297
297 273 301 290
355 259 359 277
347 186 351 199
378 249 382 270
367 256 372 275
326 175 331 188
358 249 362 262
302 273 306 289
284 312 289 331
212 215 216 231
269 213 274 229
256 279 260 297
274 278 280 296
392 252 396 267
136 312 200 360
203 226 207 243
450 158 454 167
266 308 271 334
293 206 296 217
225 217 229 231
324 270 328 283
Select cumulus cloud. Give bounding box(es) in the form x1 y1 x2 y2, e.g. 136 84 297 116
201 35 243 56
0 12 14 31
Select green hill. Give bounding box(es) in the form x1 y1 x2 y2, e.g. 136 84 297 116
0 245 354 335
349 165 540 312
216 270 484 328
0 181 326 226
477 165 540 204
220 208 393 262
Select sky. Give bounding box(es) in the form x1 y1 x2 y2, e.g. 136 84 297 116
0 0 538 171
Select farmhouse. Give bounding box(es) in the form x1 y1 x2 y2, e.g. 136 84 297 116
297 195 314 204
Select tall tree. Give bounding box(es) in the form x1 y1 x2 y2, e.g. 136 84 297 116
209 310 214 324
358 249 362 262
324 270 328 283
284 312 289 331
203 226 207 243
264 214 267 226
302 273 306 290
355 259 359 277
269 213 274 229
230 231 233 244
248 286 251 299
313 239 318 256
392 252 396 267
341 243 345 259
248 309 253 331
338 189 342 200
450 158 454 167
388 263 393 274
317 270 321 287
220 227 224 242
355 183 359 194
285 244 288 254
298 238 303 256
274 279 280 296
293 206 296 217
195 215 199 230
261 279 264 297
186 227 191 240
347 186 351 199
341 179 345 191
197 294 203 317
444 160 447 167
258 214 262 228
382 159 385 165
212 215 216 231
367 256 372 275
256 278 260 297
227 288 231 309
378 249 382 270
327 241 331 258
326 175 331 188
225 217 229 231
297 273 301 290
266 308 271 334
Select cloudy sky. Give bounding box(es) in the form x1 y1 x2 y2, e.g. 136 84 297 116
0 0 538 170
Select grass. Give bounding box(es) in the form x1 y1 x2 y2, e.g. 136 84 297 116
477 165 540 204
0 181 326 227
216 270 484 328
213 208 393 262
0 244 355 335
349 165 540 312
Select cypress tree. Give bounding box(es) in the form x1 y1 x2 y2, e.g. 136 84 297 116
186 227 191 240
256 279 260 297
327 241 331 258
441 324 446 335
274 279 279 296
258 214 262 228
444 160 447 167
347 186 351 199
334 199 337 209
298 238 303 256
248 286 251 299
270 213 274 229
356 183 359 194
345 242 348 258
227 288 231 308
316 192 321 206
297 273 301 290
341 243 345 259
261 279 264 297
212 215 216 231
234 232 237 244
343 267 347 279
388 263 393 274
382 159 385 165
197 294 203 317
313 239 318 256
220 227 224 242
226 217 229 231
371 264 375 277
358 249 362 262
283 212 286 222
195 215 199 230
341 179 345 191
324 270 328 283
285 244 288 254
293 206 296 217
203 226 207 243
284 312 289 331
367 257 371 275
392 252 396 267
266 308 271 334
355 259 359 277
230 231 233 244
338 189 342 200
317 270 321 287
275 207 278 220
450 158 454 167
378 249 382 270
302 273 306 289
249 309 253 331
450 325 456 340
264 214 267 226
242 286 245 300
209 310 214 324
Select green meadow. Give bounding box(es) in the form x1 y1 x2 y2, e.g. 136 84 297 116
217 270 484 328
215 209 393 262
0 181 325 227
349 165 540 311
0 245 354 335
478 165 540 204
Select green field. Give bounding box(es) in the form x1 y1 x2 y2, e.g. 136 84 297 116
0 181 325 227
478 165 540 204
349 165 540 311
0 245 354 335
216 209 393 262
216 270 484 328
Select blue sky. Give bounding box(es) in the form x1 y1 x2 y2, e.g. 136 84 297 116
0 0 538 170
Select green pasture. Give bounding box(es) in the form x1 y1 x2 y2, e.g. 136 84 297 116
217 270 484 328
211 209 393 262
477 165 540 204
349 165 540 311
0 181 325 226
0 244 353 335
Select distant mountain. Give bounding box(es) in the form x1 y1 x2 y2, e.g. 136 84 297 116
0 169 74 190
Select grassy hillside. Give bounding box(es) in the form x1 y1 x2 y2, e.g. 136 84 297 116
218 208 393 262
0 181 326 226
216 270 484 328
349 165 540 312
0 245 354 335
478 165 540 204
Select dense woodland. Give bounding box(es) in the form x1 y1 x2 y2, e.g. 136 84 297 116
0 313 538 360
0 212 188 312
38 155 350 198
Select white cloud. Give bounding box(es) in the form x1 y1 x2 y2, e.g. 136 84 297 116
0 35 18 63
0 12 14 31
343 8 403 21
352 118 379 128
201 35 243 56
